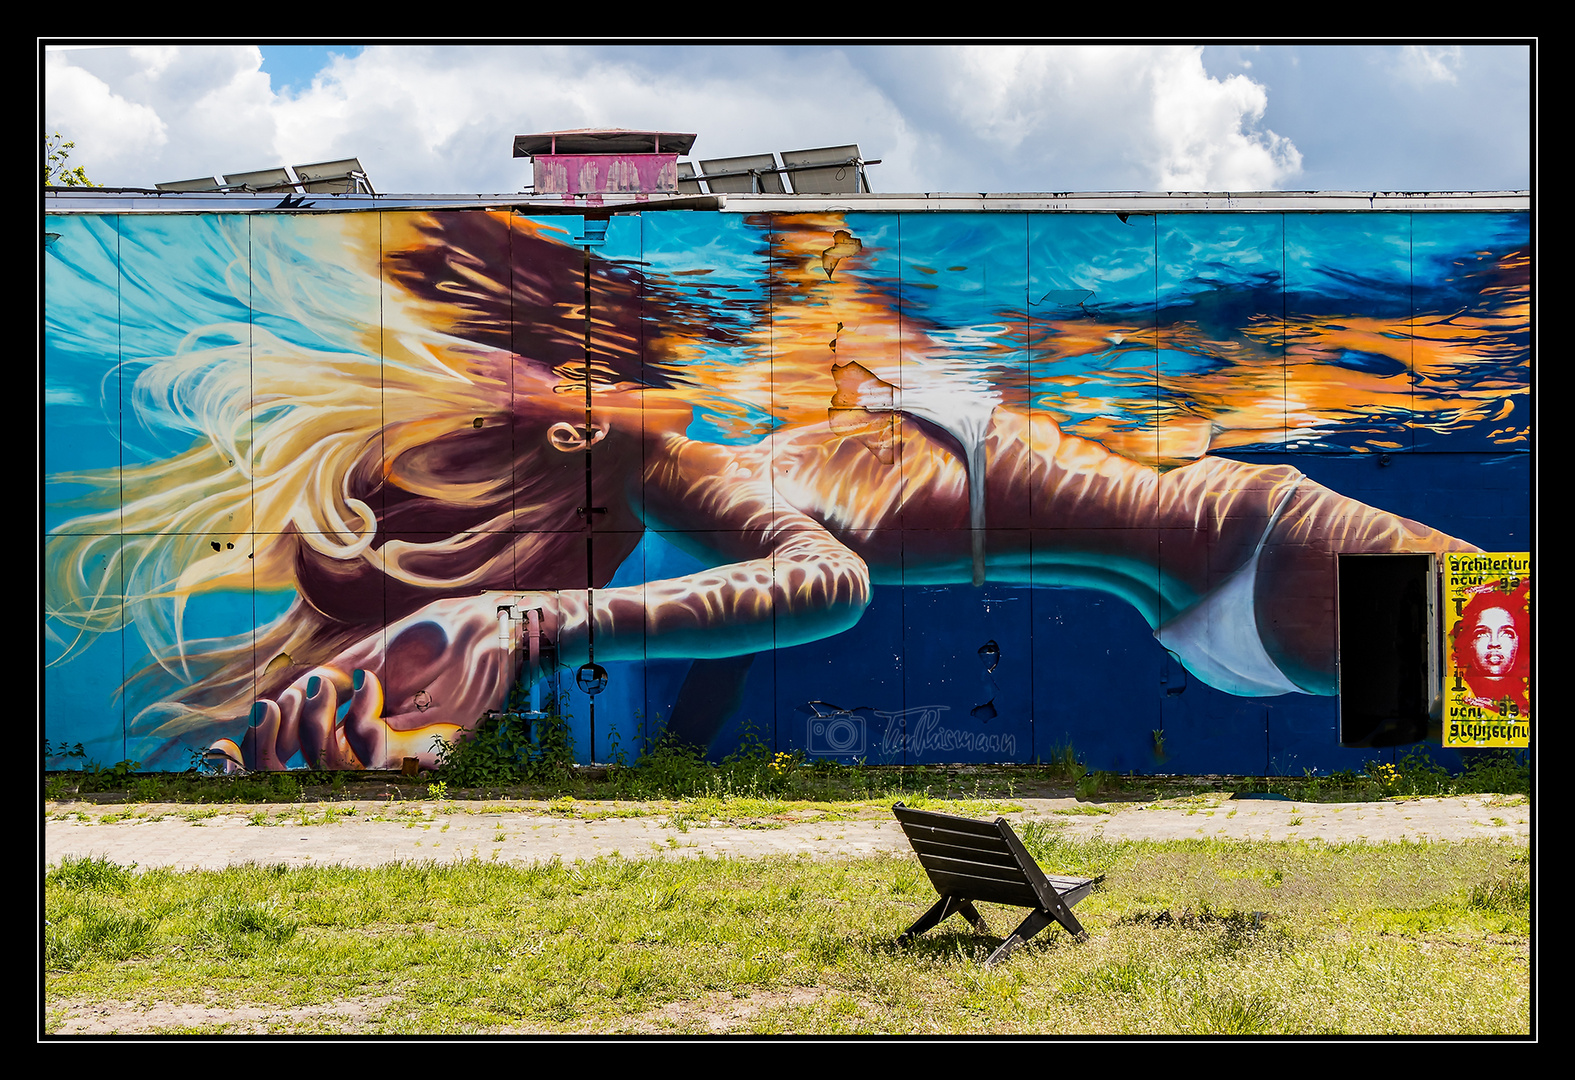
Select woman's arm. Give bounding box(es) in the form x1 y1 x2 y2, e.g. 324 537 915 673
556 433 872 663
215 434 872 769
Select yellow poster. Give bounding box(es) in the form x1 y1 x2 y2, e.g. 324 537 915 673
1443 553 1530 748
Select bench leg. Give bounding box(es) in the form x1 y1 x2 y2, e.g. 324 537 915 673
899 896 958 944
900 895 992 944
983 903 1089 967
956 899 990 935
1047 896 1087 939
984 909 1055 967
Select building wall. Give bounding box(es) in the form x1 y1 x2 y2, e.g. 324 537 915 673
43 207 1530 773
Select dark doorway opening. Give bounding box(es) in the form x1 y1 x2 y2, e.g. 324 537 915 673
1338 554 1437 748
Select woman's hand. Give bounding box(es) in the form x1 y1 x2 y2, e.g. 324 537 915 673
217 592 545 771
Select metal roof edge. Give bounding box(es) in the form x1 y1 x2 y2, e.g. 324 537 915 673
40 190 727 214
44 188 1531 214
713 191 1531 212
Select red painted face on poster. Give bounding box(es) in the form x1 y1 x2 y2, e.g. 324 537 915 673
1453 583 1530 712
1470 607 1519 679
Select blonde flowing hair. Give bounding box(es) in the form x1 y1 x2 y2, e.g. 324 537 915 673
45 210 626 737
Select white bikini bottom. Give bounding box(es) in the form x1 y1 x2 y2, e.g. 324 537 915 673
1153 475 1307 697
868 388 1305 697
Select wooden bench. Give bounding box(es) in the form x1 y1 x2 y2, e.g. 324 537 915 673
892 802 1103 967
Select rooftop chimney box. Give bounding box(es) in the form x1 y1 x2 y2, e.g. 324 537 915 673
513 129 698 195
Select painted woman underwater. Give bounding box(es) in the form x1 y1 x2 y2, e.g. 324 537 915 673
44 211 1479 770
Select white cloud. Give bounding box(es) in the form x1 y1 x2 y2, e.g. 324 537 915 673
267 45 921 194
946 45 1302 191
65 43 1532 195
45 46 281 186
43 44 1304 193
44 51 168 174
1149 49 1302 190
1401 45 1464 84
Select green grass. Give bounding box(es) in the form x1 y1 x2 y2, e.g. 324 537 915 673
45 838 1529 1035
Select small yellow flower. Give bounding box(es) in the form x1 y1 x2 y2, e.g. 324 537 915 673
1372 763 1401 790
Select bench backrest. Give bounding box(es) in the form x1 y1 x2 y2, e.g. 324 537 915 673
893 802 1051 909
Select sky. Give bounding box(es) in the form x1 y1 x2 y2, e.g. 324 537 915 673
41 42 1534 195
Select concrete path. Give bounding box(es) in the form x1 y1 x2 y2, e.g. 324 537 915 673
43 793 1530 872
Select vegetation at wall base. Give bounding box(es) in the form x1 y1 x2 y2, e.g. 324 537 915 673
44 740 1529 807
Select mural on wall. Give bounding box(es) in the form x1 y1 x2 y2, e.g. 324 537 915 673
43 207 1530 772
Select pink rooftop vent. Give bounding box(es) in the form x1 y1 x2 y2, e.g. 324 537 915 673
512 128 699 195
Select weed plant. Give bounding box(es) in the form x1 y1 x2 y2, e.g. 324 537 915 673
428 687 578 787
1287 748 1530 802
43 746 142 794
